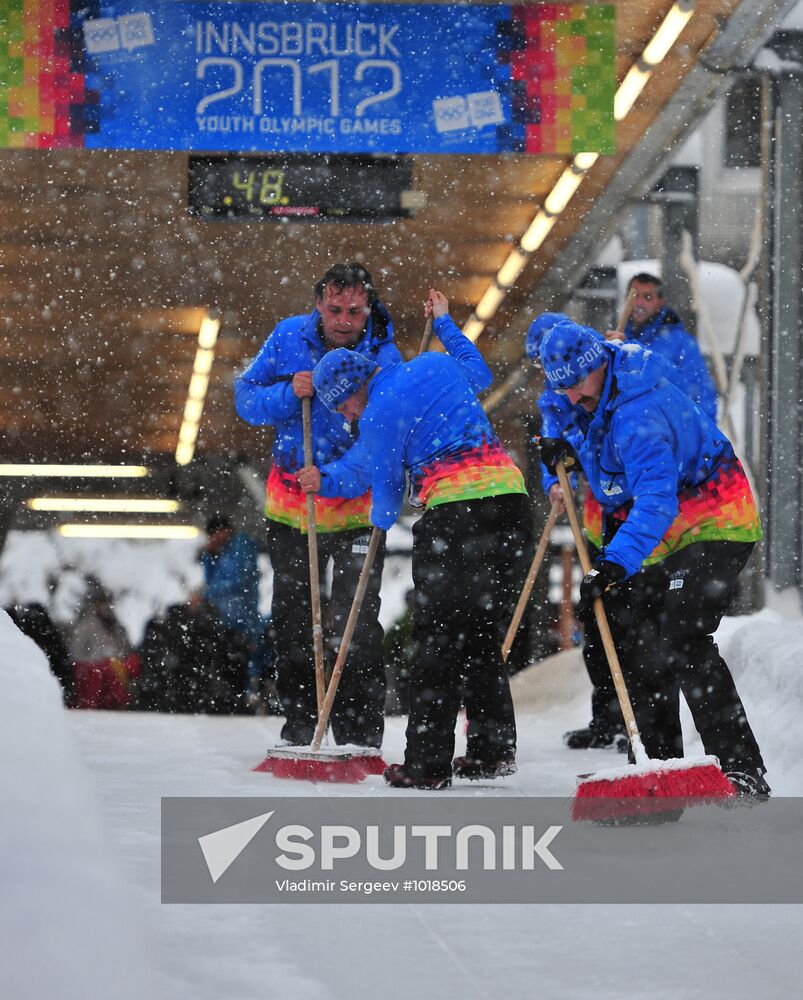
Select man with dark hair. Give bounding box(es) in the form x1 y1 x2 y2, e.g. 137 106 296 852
303 290 530 789
234 262 402 747
619 272 717 420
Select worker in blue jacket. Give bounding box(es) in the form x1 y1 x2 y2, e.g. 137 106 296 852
526 314 627 748
620 272 717 421
529 307 716 505
302 290 531 789
234 262 402 748
528 314 663 750
538 321 768 797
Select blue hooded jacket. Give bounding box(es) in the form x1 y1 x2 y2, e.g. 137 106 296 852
568 341 736 577
234 304 402 476
200 531 262 642
318 315 521 529
624 305 717 420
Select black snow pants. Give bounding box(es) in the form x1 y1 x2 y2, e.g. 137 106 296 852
589 540 765 771
403 493 531 781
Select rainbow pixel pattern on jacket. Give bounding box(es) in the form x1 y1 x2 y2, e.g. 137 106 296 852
265 466 371 534
584 457 762 564
411 440 527 512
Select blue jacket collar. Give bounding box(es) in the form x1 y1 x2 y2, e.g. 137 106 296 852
625 305 681 342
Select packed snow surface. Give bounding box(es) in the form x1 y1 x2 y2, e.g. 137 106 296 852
3 605 803 1000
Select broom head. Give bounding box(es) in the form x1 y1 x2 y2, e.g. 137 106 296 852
572 755 736 822
253 744 386 783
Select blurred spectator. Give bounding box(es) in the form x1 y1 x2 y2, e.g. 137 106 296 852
134 592 250 714
5 602 74 705
199 514 268 703
68 579 139 710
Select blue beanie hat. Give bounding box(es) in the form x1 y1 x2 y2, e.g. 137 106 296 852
313 349 377 412
525 312 569 360
539 320 607 391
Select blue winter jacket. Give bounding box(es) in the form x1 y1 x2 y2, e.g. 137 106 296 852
624 306 717 420
234 304 402 476
200 532 262 642
569 341 733 578
318 315 502 529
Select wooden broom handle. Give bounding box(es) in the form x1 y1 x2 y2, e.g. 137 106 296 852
418 316 434 355
311 527 382 751
502 500 561 663
556 460 648 765
302 397 326 714
616 286 637 334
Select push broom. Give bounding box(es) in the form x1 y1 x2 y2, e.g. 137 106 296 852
254 527 386 781
556 461 736 821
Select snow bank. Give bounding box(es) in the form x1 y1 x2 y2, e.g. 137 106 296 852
715 610 803 793
0 611 163 1000
513 609 803 795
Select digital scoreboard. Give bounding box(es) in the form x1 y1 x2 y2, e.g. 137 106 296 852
188 154 415 222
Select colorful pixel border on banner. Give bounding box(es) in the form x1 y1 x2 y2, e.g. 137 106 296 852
0 0 94 148
507 3 616 154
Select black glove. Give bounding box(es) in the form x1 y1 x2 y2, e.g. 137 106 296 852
539 437 578 476
577 559 627 616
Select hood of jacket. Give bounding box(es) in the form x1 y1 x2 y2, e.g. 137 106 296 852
595 341 670 416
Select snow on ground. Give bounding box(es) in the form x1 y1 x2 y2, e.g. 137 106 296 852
3 604 803 1000
0 610 164 1000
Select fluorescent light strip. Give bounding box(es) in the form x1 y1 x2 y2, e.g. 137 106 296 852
28 497 181 513
176 312 220 467
614 65 652 121
182 397 204 424
614 1 694 120
520 210 558 254
544 165 586 215
462 316 486 343
462 1 694 343
642 0 694 66
59 524 200 539
474 284 507 322
0 464 149 478
496 248 530 289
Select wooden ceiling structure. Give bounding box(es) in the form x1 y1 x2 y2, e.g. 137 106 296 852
0 0 793 530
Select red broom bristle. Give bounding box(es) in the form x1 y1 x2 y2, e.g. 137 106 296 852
350 754 388 775
252 755 369 783
572 763 736 822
